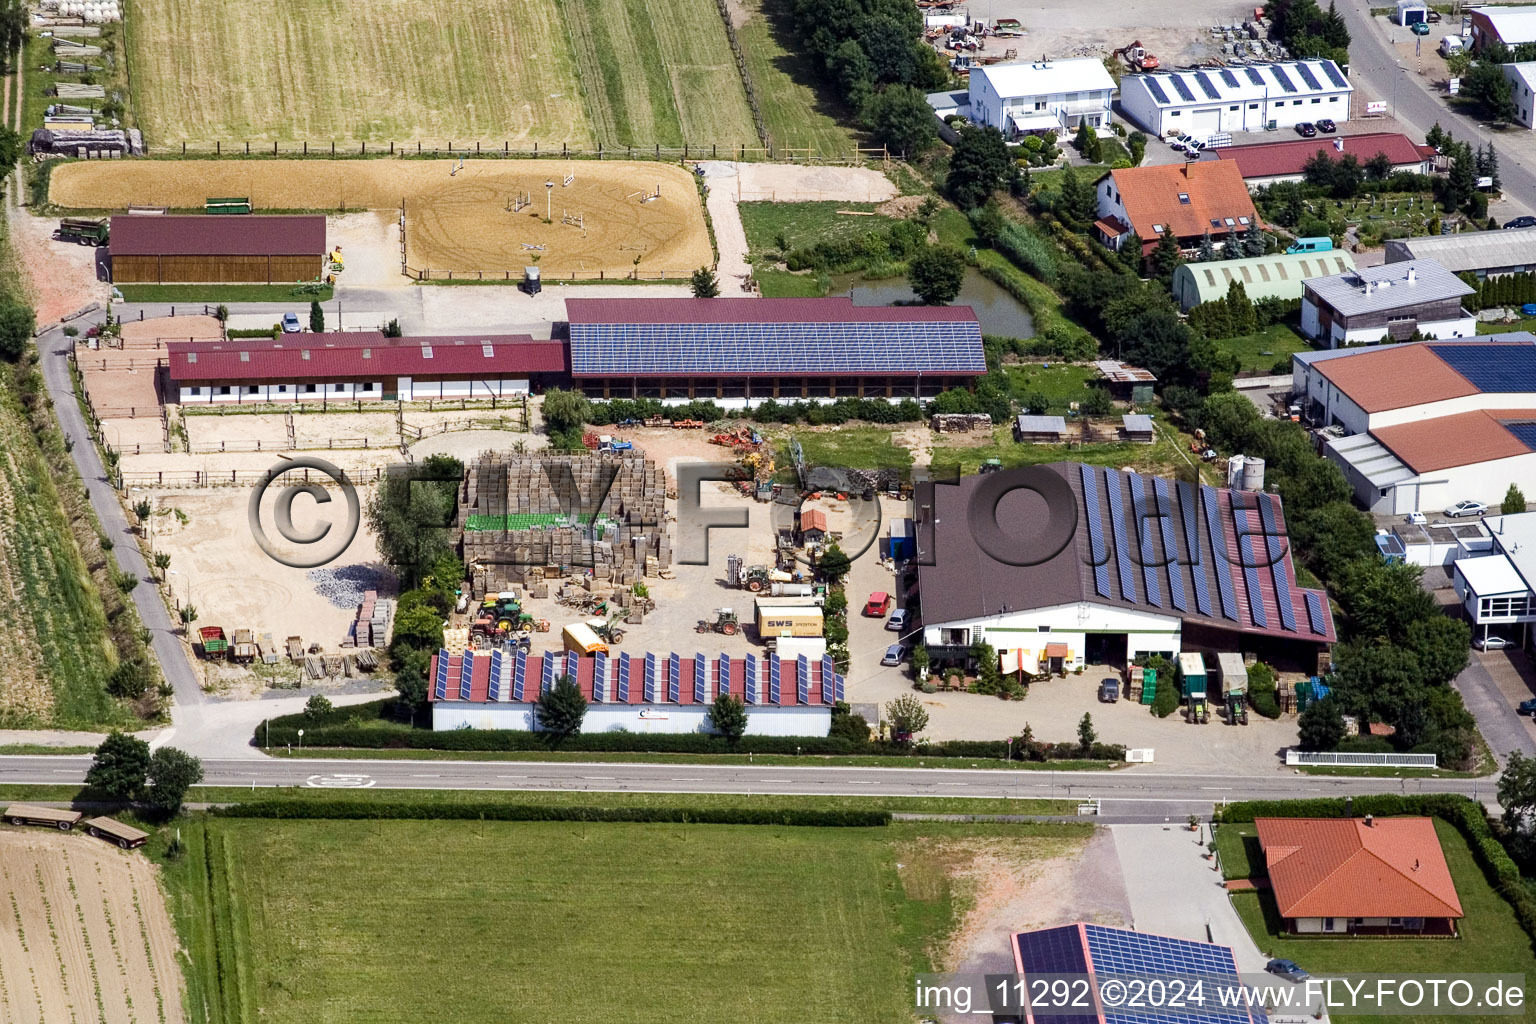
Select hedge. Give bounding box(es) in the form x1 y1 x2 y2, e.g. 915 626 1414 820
213 798 891 828
1214 795 1536 947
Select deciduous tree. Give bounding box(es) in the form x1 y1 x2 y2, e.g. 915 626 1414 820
86 732 150 800
907 244 966 305
885 694 929 742
709 693 749 743
145 747 203 816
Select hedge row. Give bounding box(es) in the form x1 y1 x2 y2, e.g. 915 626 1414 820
1215 794 1536 947
214 799 890 828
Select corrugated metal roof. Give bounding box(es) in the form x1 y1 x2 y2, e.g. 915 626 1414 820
169 333 566 382
109 215 326 256
1304 258 1474 317
1477 4 1536 44
1324 433 1418 487
1122 414 1154 432
1385 226 1536 273
1173 250 1357 308
566 296 979 325
1015 415 1066 433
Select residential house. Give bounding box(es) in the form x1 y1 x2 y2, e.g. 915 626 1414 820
967 58 1116 137
1300 259 1477 346
1094 160 1260 258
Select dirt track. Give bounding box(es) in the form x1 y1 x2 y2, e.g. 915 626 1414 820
49 160 713 278
0 827 185 1024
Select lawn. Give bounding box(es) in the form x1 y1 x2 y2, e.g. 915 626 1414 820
1227 818 1536 1024
755 268 826 297
556 0 757 148
1213 821 1262 880
739 201 898 260
781 426 916 471
1215 323 1312 375
1003 364 1099 411
734 0 862 158
930 420 1212 481
160 817 1085 1024
125 0 593 145
116 284 334 303
1479 316 1536 336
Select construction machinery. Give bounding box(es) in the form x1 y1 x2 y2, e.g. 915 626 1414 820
1111 39 1160 71
696 608 740 635
597 435 633 453
708 427 761 449
57 217 108 246
327 246 345 273
729 555 795 592
588 613 626 645
979 458 1004 474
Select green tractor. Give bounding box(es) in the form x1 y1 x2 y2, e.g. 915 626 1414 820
588 613 626 645
473 593 525 638
696 608 740 635
1225 686 1249 725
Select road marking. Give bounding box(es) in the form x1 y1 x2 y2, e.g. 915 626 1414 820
52 769 80 774
495 775 528 780
844 781 875 785
304 773 376 789
670 777 705 781
411 774 441 778
1200 787 1234 791
583 776 615 780
937 782 970 787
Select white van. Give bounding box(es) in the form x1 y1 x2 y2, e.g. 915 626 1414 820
1439 35 1465 57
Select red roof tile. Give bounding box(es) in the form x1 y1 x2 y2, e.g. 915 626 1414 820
800 509 828 533
1311 344 1480 413
1256 817 1463 920
1106 161 1259 243
110 215 326 256
565 296 979 325
168 333 566 382
1215 133 1436 180
1370 409 1536 473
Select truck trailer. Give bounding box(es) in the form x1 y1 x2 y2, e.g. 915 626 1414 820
755 606 824 639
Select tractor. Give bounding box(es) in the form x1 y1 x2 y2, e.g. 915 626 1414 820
588 613 626 645
696 608 740 635
1226 689 1250 725
979 458 1004 474
473 593 527 638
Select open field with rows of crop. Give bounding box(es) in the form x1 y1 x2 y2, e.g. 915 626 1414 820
123 0 758 148
164 817 1082 1024
0 827 184 1023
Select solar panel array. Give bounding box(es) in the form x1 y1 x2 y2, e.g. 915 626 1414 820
742 652 756 704
1429 343 1536 392
1202 485 1239 621
458 652 475 701
1321 60 1349 88
618 652 631 702
1177 481 1213 617
1081 924 1252 1024
1234 518 1269 629
488 649 506 702
1194 72 1222 100
1153 477 1187 613
798 654 811 705
1080 464 1112 599
694 653 708 703
822 655 838 705
1143 76 1171 104
1295 62 1322 90
1127 473 1163 609
644 653 658 703
1012 927 1097 1024
568 321 986 377
669 652 681 703
1170 75 1197 102
769 654 781 704
592 651 607 702
433 649 450 701
1220 69 1240 89
565 651 579 686
1104 470 1137 601
1257 494 1298 632
1245 67 1266 86
1508 422 1536 450
1305 591 1328 635
1270 64 1297 92
513 648 528 701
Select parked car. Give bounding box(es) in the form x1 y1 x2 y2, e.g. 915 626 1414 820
886 608 907 632
1295 122 1317 137
1099 677 1120 703
1445 500 1488 518
1180 135 1205 152
1404 511 1427 525
281 312 301 333
881 643 909 667
1474 635 1512 651
1266 959 1310 983
1411 19 1430 34
1504 216 1536 229
864 592 892 617
1316 118 1337 133
1517 697 1536 716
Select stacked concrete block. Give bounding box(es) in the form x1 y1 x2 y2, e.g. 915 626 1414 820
349 591 396 649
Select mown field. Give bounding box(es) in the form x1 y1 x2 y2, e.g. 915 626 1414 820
163 817 1081 1024
124 0 759 147
734 0 861 158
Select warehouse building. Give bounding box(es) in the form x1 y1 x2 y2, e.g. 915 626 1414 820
563 297 985 405
914 462 1336 675
1470 5 1536 49
109 215 326 284
1212 132 1436 188
1290 337 1536 513
1300 259 1476 346
427 648 842 735
168 332 567 404
966 58 1117 137
1118 60 1353 138
1384 227 1536 278
1173 249 1356 311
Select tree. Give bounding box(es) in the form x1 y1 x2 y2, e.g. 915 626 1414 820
1291 501 1375 579
0 301 35 361
1403 616 1470 688
391 646 432 711
144 747 203 816
1117 232 1143 272
1426 122 1446 152
540 387 591 436
1302 148 1336 190
1243 220 1267 257
1224 279 1256 336
106 659 153 700
1445 143 1478 212
1081 388 1113 416
907 244 966 305
1498 750 1536 841
0 1 27 74
947 125 1012 209
1077 712 1097 753
1364 151 1393 181
709 692 749 743
1331 559 1437 642
535 674 588 742
861 84 937 157
86 732 150 800
365 460 460 588
1297 697 1345 750
383 318 403 338
1504 483 1527 515
690 266 719 298
816 541 852 585
1055 166 1097 226
1019 389 1050 415
1488 145 1502 193
1149 230 1182 282
304 694 334 720
1464 59 1517 123
1330 153 1362 199
1196 231 1216 263
391 603 445 654
1127 130 1147 166
308 300 325 334
152 551 171 580
885 694 929 743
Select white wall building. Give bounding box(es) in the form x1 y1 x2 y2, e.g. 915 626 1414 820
1299 260 1476 347
1506 63 1536 128
1452 512 1536 649
1117 60 1353 138
967 58 1116 137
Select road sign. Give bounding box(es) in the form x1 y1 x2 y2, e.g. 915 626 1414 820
1449 77 1461 95
1366 100 1388 115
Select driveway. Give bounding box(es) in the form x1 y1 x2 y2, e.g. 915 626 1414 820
1457 649 1536 765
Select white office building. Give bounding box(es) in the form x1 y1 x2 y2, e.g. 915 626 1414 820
967 58 1117 137
1453 513 1536 649
1505 63 1536 128
1118 60 1353 138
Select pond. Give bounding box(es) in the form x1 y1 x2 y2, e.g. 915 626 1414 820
830 267 1035 340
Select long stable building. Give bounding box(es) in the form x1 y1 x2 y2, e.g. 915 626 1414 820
427 648 843 735
563 297 985 405
109 215 326 284
168 332 568 404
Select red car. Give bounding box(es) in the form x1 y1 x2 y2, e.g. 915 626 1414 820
864 592 891 617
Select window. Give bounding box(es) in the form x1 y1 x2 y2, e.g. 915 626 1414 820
186 352 197 364
1037 625 1051 631
1229 104 1239 111
1330 96 1339 102
1170 110 1180 116
1312 97 1322 104
1178 193 1191 204
1323 918 1336 933
362 348 371 358
1152 224 1164 234
304 384 317 393
277 385 288 393
1210 219 1222 228
188 387 201 395
483 344 495 357
217 386 231 395
239 351 250 362
1248 102 1259 109
1295 99 1304 105
301 349 310 360
940 628 970 646
421 345 434 359
1238 216 1250 225
361 382 376 392
1224 217 1235 226
245 386 258 395
1035 100 1047 110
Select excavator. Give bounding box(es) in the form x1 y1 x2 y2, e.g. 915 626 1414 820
1111 40 1160 72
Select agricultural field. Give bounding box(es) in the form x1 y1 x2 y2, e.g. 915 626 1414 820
164 817 1084 1024
0 368 127 729
732 0 862 158
0 827 185 1024
556 0 757 148
51 160 712 279
123 0 591 145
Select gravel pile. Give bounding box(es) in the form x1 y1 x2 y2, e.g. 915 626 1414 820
308 564 397 609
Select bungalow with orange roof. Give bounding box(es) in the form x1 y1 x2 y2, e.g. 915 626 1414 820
1093 161 1260 261
1255 816 1464 936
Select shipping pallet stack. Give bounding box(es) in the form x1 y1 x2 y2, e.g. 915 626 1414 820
348 590 395 648
459 453 670 593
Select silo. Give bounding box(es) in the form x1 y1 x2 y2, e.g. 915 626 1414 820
1242 456 1266 492
1226 454 1245 489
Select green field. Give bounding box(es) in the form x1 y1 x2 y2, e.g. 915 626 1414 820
125 0 757 147
734 0 862 158
1215 324 1312 374
1224 819 1535 1024
116 284 334 303
162 817 1083 1024
781 427 917 471
740 202 898 259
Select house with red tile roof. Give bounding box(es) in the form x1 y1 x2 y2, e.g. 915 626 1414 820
1213 132 1436 188
1255 817 1464 935
1093 161 1260 259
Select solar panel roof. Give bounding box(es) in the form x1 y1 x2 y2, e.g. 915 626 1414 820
1220 69 1240 88
1195 71 1222 100
1295 62 1322 90
1246 67 1266 86
1507 422 1536 449
1270 65 1297 92
1429 343 1536 392
1171 75 1197 102
1322 60 1349 88
1104 470 1137 602
1143 76 1171 104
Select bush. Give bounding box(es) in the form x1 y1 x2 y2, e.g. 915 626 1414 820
215 799 891 828
1246 662 1280 719
1151 682 1179 718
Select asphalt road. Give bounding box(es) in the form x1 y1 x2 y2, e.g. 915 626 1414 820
0 755 1498 818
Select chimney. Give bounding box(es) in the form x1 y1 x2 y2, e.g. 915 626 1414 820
1364 814 1374 827
1407 266 1417 285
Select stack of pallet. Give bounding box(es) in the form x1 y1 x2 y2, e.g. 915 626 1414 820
458 453 670 593
349 591 395 648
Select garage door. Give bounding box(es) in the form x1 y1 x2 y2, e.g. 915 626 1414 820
1191 108 1221 136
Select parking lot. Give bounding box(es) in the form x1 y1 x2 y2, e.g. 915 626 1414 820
981 0 1262 68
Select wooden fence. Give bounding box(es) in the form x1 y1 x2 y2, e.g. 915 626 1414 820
120 465 386 489
165 140 888 164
